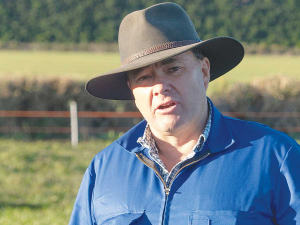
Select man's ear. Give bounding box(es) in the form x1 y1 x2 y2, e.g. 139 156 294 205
127 81 132 90
125 72 132 90
201 57 210 91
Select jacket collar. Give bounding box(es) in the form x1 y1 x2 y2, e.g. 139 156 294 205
116 100 235 154
116 120 147 153
206 100 235 154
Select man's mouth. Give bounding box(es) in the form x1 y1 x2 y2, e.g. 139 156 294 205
158 101 176 109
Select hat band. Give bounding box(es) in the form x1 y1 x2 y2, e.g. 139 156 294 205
121 39 201 66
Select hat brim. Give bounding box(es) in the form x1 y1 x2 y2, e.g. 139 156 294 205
86 37 244 100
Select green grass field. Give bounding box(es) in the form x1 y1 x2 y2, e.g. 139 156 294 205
1 138 299 224
0 139 111 225
0 51 120 81
0 50 299 83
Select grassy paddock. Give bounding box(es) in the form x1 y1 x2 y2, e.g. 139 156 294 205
0 51 120 81
0 137 299 224
0 139 111 225
0 51 299 83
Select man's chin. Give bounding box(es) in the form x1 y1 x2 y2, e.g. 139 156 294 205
151 119 182 134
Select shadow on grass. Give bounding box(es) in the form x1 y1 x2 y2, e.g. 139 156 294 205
0 202 44 209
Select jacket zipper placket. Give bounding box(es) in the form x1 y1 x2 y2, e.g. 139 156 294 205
135 149 211 224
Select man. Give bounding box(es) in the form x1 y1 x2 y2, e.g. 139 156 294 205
69 3 300 225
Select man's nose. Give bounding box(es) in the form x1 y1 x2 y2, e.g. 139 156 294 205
153 76 172 96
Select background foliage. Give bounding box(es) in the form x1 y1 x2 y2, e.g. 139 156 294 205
0 75 299 139
0 78 139 139
0 0 299 47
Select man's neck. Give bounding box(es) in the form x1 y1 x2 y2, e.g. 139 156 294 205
149 101 209 171
153 135 200 172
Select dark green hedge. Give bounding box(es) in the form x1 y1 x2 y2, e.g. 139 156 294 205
0 0 299 47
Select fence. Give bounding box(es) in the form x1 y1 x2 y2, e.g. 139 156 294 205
0 106 300 146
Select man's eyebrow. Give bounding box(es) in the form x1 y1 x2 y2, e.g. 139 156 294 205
129 66 150 78
160 57 177 65
129 57 178 78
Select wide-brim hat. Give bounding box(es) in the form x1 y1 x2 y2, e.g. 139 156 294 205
86 2 244 100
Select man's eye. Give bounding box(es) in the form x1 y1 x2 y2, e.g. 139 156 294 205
136 75 150 83
169 67 180 72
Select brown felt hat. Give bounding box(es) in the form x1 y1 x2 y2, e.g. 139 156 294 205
86 2 244 100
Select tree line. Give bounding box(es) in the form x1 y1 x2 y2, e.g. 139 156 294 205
0 0 299 47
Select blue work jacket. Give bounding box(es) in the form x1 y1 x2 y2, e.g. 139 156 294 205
69 103 300 225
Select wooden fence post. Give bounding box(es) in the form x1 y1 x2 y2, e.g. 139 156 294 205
70 101 78 147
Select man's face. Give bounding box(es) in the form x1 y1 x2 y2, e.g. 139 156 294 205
127 51 210 135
